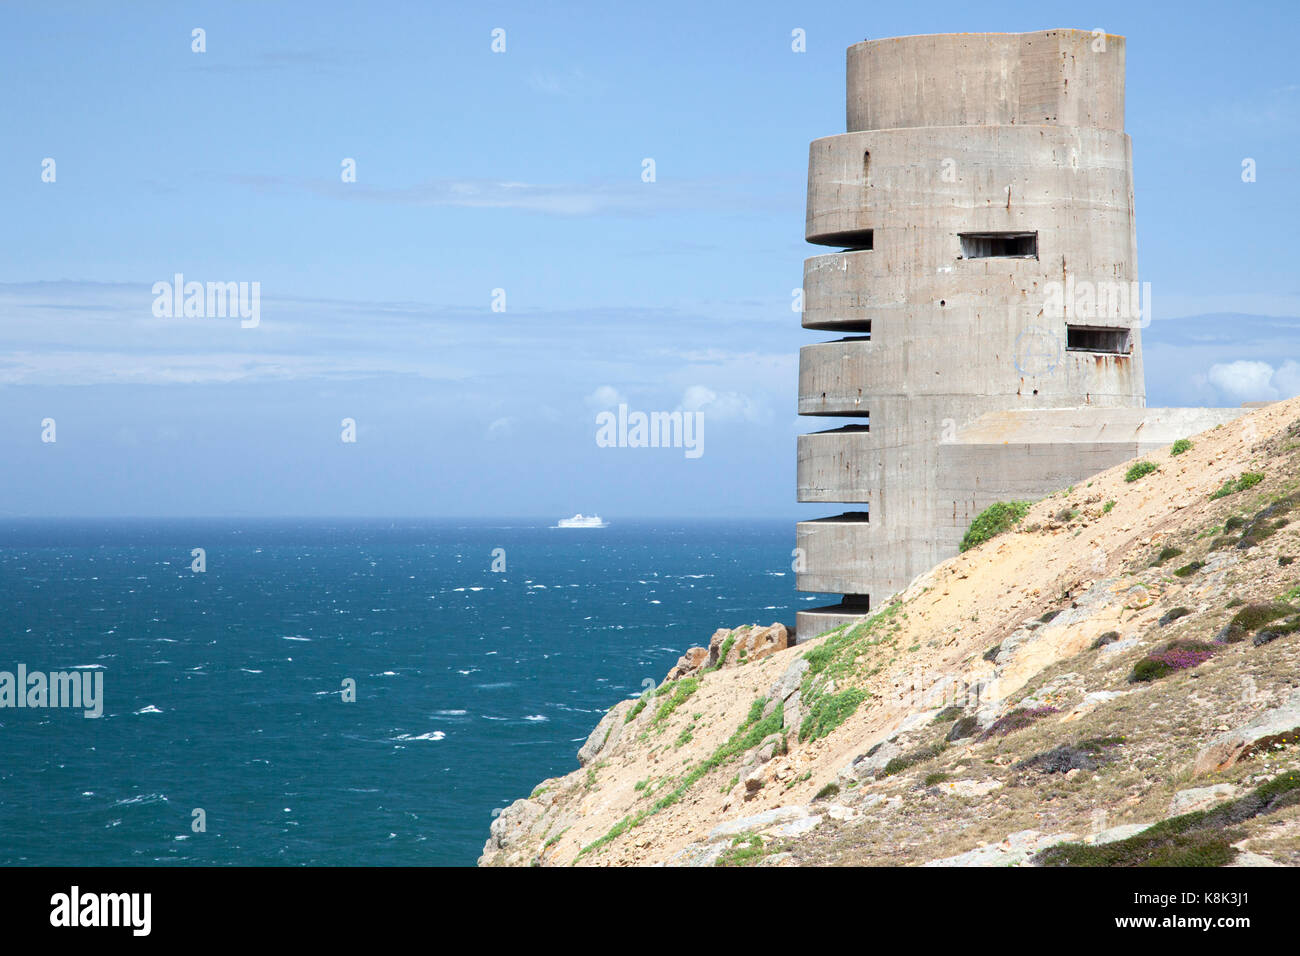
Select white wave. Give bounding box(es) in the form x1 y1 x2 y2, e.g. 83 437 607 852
392 731 446 742
134 705 163 715
114 792 168 806
282 635 312 642
523 714 547 722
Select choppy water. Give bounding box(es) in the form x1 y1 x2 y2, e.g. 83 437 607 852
0 519 829 865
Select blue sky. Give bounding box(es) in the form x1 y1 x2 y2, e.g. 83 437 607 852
3 0 1298 518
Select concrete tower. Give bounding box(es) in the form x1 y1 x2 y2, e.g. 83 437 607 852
794 31 1240 637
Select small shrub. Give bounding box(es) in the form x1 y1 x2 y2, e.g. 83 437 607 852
1035 772 1300 867
923 772 951 787
1039 609 1062 624
1173 561 1206 578
882 741 947 777
813 782 841 801
1129 640 1216 682
1125 461 1159 483
1217 602 1298 643
1091 631 1121 649
947 716 981 742
1153 546 1184 566
982 642 1002 662
1170 438 1193 456
1225 516 1247 532
625 699 647 723
1158 607 1193 626
1103 500 1116 514
1253 616 1300 647
979 707 1058 740
960 500 1032 552
933 705 963 723
1211 472 1265 500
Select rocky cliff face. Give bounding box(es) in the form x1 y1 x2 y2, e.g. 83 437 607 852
481 398 1300 867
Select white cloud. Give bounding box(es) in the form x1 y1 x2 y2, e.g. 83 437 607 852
584 385 625 408
1206 359 1300 402
485 417 516 440
678 385 768 423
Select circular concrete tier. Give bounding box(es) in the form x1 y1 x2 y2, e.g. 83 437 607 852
797 324 1145 416
846 30 1126 134
797 426 875 503
805 126 1134 256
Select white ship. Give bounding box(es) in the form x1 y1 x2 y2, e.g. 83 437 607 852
555 513 607 529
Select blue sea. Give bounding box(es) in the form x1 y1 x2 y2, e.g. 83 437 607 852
0 519 828 866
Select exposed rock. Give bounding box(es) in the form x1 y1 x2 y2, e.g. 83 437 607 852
769 814 822 838
708 806 815 840
936 779 1003 798
671 842 727 867
577 699 632 767
1087 823 1152 845
1170 784 1238 815
767 657 809 703
838 740 903 785
923 830 1076 867
706 628 731 667
1193 690 1300 775
478 797 546 865
664 645 710 681
730 623 789 666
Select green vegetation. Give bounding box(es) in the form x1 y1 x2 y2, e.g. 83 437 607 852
1173 561 1206 578
924 772 951 786
1103 500 1116 514
1129 640 1216 682
933 705 964 724
1036 772 1300 866
797 604 904 742
946 716 981 742
624 698 647 723
1210 472 1265 500
1152 546 1184 566
814 782 841 801
882 741 948 777
715 833 768 867
1090 630 1121 649
701 634 736 673
979 707 1058 739
1170 438 1193 456
1218 601 1298 643
960 500 1032 552
650 676 700 730
1124 461 1159 483
579 698 785 858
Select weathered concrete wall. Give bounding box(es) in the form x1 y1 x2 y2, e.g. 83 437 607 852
845 31 1126 133
795 30 1153 640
